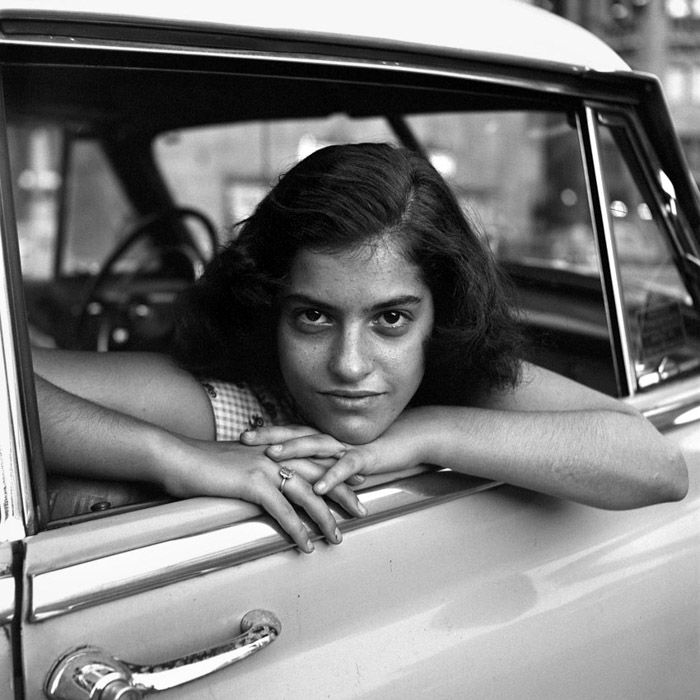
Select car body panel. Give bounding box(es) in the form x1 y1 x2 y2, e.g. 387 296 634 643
20 461 700 699
0 0 629 73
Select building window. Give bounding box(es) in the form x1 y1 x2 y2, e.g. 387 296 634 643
667 0 692 18
666 0 700 16
680 137 700 179
665 64 689 102
691 65 700 102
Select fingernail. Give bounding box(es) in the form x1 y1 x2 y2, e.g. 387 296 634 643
268 444 282 454
305 539 315 553
314 480 326 494
357 502 368 516
333 527 342 544
241 430 255 440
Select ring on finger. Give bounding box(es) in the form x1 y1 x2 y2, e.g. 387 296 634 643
278 467 296 494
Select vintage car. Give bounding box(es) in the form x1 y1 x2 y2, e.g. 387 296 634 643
0 0 698 697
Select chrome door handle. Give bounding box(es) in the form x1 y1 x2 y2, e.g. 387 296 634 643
45 609 281 699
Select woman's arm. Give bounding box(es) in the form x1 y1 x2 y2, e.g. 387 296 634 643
248 363 688 510
36 374 365 550
33 348 215 439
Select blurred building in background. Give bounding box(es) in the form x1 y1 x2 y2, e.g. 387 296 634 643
533 0 700 183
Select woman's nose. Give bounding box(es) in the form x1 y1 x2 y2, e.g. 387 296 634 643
329 328 372 382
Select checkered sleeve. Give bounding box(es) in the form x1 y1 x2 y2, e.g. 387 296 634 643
200 380 272 441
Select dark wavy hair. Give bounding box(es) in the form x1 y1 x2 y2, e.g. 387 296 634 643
172 142 522 405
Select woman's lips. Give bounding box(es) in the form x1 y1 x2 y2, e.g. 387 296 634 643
321 391 383 410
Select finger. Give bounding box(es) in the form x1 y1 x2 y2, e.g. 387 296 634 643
309 457 338 469
314 450 368 496
281 473 343 545
240 425 319 445
294 457 365 484
308 458 365 483
257 487 316 554
278 459 366 518
325 483 368 518
265 434 347 461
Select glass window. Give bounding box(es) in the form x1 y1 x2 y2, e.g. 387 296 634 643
155 110 616 395
154 116 397 240
62 139 136 275
405 111 597 270
9 128 138 279
691 65 700 104
667 0 692 18
597 121 700 389
665 65 689 104
404 111 615 394
10 125 62 280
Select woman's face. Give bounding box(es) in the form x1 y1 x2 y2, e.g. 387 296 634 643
277 238 434 444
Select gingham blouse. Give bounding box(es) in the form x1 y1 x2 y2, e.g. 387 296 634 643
201 380 294 440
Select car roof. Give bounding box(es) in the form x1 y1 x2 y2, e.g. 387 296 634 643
0 0 630 73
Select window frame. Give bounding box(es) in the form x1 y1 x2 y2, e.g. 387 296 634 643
582 103 700 398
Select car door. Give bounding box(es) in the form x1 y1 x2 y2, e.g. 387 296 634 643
1 24 700 700
14 440 700 699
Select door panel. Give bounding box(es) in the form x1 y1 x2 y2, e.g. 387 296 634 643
20 455 700 700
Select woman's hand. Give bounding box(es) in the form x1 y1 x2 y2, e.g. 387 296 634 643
243 412 430 495
158 435 367 553
241 424 365 486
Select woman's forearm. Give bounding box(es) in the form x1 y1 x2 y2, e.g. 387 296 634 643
32 348 215 439
416 404 688 509
298 400 687 510
36 374 170 483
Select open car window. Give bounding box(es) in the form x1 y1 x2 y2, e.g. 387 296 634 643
6 62 624 524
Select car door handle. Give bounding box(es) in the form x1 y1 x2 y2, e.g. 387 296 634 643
45 609 281 699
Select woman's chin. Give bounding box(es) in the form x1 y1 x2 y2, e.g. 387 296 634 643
317 418 387 445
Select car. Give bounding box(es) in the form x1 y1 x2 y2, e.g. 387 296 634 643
0 1 698 697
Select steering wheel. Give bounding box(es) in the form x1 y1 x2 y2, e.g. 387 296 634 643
75 207 218 351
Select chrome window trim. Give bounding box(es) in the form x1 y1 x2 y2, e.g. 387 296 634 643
580 105 637 397
643 398 700 431
29 472 497 622
634 381 700 432
0 191 29 542
0 33 620 102
0 68 36 540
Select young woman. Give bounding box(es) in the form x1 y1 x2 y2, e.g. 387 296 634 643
34 142 688 553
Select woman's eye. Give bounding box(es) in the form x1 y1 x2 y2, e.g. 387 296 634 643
296 309 331 326
374 310 410 330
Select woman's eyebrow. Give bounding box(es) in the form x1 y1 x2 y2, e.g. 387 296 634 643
369 295 424 312
281 293 330 308
281 292 424 312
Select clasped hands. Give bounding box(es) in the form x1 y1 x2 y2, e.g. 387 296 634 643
240 416 424 494
166 410 428 554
